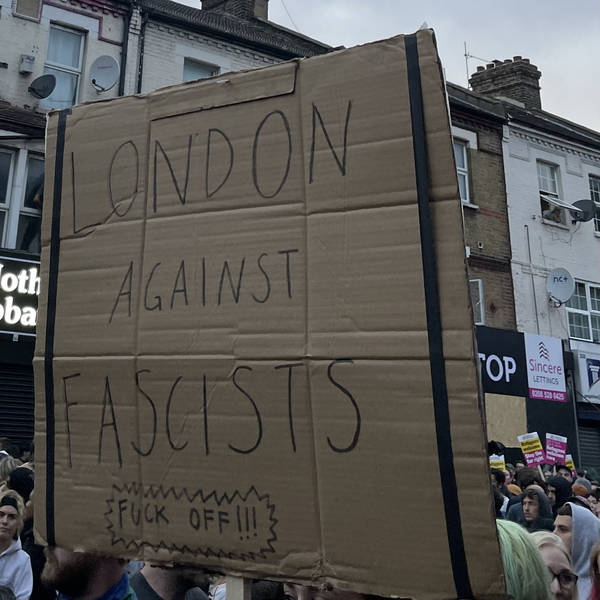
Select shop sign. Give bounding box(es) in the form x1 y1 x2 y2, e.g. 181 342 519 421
475 326 527 396
0 255 40 336
524 333 567 402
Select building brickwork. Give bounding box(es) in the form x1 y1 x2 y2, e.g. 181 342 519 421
469 57 542 110
448 83 516 330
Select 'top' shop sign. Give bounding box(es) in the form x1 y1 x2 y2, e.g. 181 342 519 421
524 333 567 402
0 255 40 335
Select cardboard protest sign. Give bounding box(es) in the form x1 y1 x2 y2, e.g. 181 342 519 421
545 433 567 465
35 31 505 599
566 454 577 473
518 432 546 467
489 454 506 471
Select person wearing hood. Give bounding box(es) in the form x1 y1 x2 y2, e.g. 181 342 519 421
548 476 572 516
554 501 600 600
0 491 33 600
507 488 555 532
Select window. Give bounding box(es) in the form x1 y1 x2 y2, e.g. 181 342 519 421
13 0 42 21
566 281 600 342
40 25 85 110
0 149 43 253
537 161 565 225
590 175 600 234
16 156 43 253
469 279 484 325
183 58 219 83
0 151 15 246
453 139 470 204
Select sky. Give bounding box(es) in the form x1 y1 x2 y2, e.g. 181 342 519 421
252 0 600 132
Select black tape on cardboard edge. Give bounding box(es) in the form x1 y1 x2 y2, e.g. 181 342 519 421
404 34 473 600
44 108 70 547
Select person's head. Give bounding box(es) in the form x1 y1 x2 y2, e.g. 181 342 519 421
572 479 591 499
516 461 526 470
7 467 34 504
42 547 126 599
516 467 547 493
554 504 573 551
588 490 600 518
548 476 573 512
491 469 505 490
523 490 541 523
496 519 551 600
589 543 600 600
531 532 579 600
0 456 22 483
0 491 24 550
557 466 574 484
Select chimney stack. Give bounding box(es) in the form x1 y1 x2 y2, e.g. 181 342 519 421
202 0 268 20
469 56 542 110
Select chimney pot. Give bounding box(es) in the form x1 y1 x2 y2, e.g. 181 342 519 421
469 55 542 110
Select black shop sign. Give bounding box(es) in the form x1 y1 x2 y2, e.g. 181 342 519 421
475 326 527 396
0 255 40 336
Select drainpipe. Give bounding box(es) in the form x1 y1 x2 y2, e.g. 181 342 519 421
524 224 540 334
118 3 132 96
136 10 148 94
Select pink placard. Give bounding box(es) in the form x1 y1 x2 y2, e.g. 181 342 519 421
546 433 567 465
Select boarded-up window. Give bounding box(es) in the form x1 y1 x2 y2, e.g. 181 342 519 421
13 0 42 21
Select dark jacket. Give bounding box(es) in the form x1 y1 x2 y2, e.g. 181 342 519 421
547 475 572 514
506 489 554 532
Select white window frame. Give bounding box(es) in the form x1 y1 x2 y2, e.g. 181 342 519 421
537 160 566 226
589 174 600 235
182 57 220 83
16 154 44 253
566 281 600 342
0 147 44 253
453 139 471 206
0 148 16 246
40 24 85 110
469 279 485 325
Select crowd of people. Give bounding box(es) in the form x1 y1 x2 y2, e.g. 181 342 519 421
3 435 600 600
493 459 600 600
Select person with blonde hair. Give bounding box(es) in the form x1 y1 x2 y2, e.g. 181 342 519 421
496 519 551 600
531 531 578 600
588 542 600 600
0 457 22 484
0 491 32 600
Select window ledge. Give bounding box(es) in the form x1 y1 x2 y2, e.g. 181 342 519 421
541 218 569 230
462 201 479 210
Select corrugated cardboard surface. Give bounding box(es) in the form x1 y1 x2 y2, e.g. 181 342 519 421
35 31 505 599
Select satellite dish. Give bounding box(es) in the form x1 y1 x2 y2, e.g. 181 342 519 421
546 267 575 304
89 56 120 92
28 74 56 99
570 199 595 223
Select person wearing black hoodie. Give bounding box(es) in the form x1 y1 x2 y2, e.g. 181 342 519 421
506 488 554 532
547 475 572 516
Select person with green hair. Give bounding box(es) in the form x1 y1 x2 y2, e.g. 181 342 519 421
496 519 552 600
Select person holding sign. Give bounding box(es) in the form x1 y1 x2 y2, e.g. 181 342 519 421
41 548 135 600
